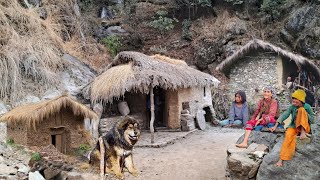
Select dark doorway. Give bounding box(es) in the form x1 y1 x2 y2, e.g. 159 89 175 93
147 87 166 128
51 134 63 152
203 107 213 122
154 87 166 127
282 58 299 84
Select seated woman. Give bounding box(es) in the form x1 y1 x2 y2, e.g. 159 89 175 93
270 89 315 167
236 86 279 148
219 90 249 127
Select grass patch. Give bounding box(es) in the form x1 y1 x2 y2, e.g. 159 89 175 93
75 144 91 156
31 152 41 161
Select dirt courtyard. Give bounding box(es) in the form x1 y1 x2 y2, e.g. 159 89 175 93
107 126 243 180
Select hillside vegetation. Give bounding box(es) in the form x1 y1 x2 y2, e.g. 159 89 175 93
0 0 319 104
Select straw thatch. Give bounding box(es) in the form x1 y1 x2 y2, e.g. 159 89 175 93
216 39 320 79
0 95 98 130
91 51 220 103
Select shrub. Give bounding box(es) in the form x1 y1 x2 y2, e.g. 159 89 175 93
31 152 41 161
260 0 287 21
6 138 14 145
76 144 91 156
148 10 178 35
182 19 192 41
102 36 122 57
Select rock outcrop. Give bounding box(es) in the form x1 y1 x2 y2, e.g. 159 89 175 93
257 118 320 180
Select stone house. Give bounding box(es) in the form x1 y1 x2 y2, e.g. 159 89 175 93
216 39 320 106
0 95 98 154
89 51 220 132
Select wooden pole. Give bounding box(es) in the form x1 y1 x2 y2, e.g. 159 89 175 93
150 87 155 143
99 137 105 180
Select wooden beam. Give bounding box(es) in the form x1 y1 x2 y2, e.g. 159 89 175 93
150 87 155 143
99 137 105 180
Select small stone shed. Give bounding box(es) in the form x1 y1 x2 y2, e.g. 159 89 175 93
90 51 220 131
216 39 320 104
0 95 98 154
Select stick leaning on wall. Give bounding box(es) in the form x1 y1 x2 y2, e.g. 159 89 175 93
99 137 105 180
150 86 155 143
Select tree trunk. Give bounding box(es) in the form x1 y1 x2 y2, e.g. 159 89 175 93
150 87 155 143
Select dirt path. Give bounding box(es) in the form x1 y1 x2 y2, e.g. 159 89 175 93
119 127 243 180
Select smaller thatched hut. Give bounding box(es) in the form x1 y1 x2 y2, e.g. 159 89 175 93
216 39 320 104
0 95 98 154
90 51 220 131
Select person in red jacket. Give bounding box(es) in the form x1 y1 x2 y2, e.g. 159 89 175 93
236 86 279 148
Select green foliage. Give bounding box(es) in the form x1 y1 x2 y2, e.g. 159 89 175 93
31 152 41 161
76 144 91 156
148 10 178 35
176 0 212 7
102 36 122 57
175 0 212 18
224 0 244 5
79 0 93 11
6 138 14 145
260 0 287 20
196 0 212 7
182 19 192 41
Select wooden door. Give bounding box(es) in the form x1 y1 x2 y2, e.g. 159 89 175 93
55 134 63 153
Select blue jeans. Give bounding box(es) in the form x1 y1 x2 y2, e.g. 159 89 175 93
254 123 284 131
219 119 243 126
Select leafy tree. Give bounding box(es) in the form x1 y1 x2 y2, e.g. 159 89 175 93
182 19 192 41
175 0 213 19
102 36 122 57
260 0 287 21
148 10 178 35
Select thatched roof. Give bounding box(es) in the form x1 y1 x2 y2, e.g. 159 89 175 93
216 39 320 79
0 95 98 130
91 51 220 103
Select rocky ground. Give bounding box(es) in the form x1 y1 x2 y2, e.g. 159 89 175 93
0 124 244 180
80 125 244 180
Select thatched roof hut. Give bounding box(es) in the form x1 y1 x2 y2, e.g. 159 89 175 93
216 39 320 80
0 95 98 130
91 51 220 103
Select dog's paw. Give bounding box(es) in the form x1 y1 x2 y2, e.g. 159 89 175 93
115 173 124 179
131 169 139 177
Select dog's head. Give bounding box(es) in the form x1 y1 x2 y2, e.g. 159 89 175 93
116 116 141 147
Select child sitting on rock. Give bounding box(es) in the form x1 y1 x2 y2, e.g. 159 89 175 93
219 90 249 128
270 89 315 167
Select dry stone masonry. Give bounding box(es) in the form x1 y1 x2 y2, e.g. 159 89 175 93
228 54 278 105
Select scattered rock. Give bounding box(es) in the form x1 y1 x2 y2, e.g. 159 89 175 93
0 164 17 176
29 171 45 180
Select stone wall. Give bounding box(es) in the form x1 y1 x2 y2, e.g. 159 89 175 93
227 53 279 106
0 122 7 143
7 123 28 145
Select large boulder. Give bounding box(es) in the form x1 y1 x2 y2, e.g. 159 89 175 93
257 118 320 180
236 131 281 149
227 143 269 180
61 54 96 96
227 131 281 179
281 4 320 59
